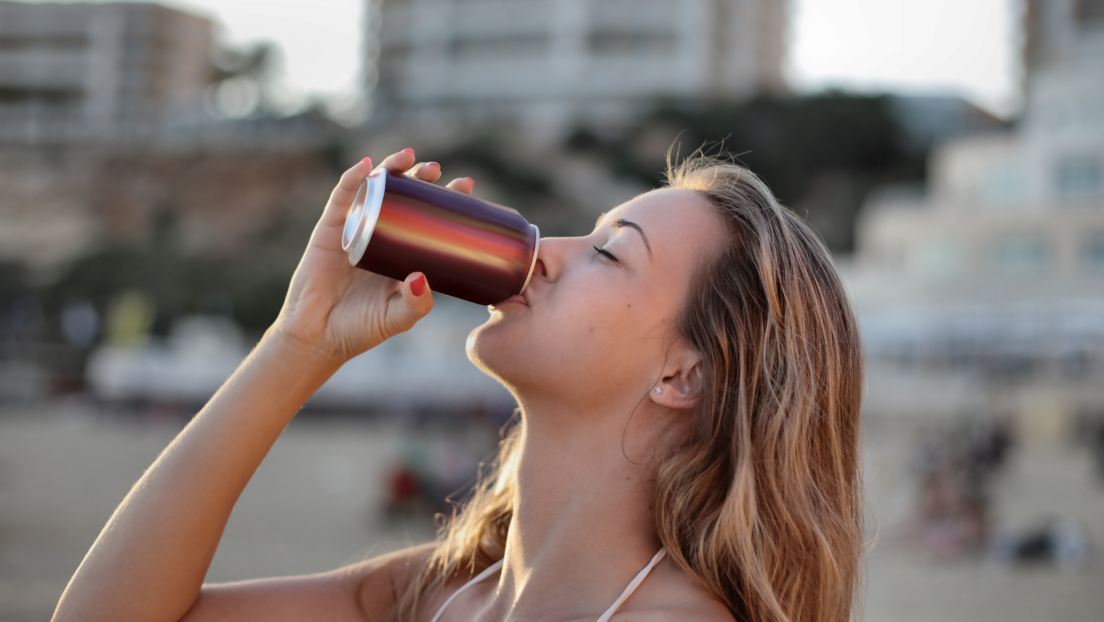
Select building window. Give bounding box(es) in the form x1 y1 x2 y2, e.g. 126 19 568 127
0 35 87 51
1055 155 1102 200
991 234 1050 272
449 35 548 59
588 31 674 56
1076 0 1104 24
0 87 81 105
1083 235 1104 270
379 42 411 65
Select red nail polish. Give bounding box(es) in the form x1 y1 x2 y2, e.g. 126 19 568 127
403 148 415 155
410 274 426 297
361 157 372 164
427 161 440 168
465 177 475 185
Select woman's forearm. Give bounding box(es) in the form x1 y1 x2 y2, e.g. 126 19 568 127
53 328 344 622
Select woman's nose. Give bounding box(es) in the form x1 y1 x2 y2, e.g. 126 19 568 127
532 236 568 283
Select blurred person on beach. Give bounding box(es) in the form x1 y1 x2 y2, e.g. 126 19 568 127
53 148 865 622
911 416 1015 558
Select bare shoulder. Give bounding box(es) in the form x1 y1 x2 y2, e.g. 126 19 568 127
614 558 735 622
351 542 439 617
356 545 497 622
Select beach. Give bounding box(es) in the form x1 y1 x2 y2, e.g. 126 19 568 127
1 404 1102 621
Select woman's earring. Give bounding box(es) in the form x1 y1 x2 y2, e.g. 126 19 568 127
654 386 662 394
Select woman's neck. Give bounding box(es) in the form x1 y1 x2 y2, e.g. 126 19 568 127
486 392 667 619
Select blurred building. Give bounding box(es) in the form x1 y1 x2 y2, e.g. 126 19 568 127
849 0 1104 433
0 1 213 144
1023 0 1104 96
366 0 788 139
0 2 347 274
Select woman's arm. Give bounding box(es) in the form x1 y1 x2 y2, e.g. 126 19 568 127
180 543 438 622
54 331 345 622
52 150 472 622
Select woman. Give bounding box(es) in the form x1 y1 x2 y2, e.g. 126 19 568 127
54 148 864 622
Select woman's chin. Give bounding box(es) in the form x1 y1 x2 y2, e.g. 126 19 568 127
466 322 503 375
466 320 526 388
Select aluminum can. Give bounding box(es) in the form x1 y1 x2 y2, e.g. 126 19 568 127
342 169 540 306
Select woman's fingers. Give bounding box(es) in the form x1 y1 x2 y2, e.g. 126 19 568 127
325 157 374 215
320 149 419 229
445 177 475 196
325 151 472 234
376 148 416 174
407 161 441 183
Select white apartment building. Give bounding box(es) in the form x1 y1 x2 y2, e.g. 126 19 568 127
849 0 1104 429
857 1 1102 287
0 1 213 144
366 0 788 137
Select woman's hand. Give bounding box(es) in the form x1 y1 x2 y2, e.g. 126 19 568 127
52 150 480 622
272 149 475 365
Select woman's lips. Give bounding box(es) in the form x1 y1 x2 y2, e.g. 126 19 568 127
490 294 528 309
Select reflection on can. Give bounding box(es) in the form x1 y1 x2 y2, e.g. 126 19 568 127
342 169 540 306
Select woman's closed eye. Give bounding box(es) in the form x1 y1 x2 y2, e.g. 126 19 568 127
593 246 619 262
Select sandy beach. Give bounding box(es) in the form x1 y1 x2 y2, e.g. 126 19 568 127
1 404 1102 622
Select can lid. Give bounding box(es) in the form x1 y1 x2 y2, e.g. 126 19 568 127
342 169 387 265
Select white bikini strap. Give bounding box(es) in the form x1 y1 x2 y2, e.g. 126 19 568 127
595 547 667 622
428 559 504 622
429 547 666 622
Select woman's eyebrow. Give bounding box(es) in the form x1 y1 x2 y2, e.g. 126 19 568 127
613 219 652 257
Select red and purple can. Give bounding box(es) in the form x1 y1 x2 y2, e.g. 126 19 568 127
342 169 540 306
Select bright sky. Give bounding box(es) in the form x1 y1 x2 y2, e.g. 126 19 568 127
163 0 366 110
29 0 1023 118
788 0 1022 116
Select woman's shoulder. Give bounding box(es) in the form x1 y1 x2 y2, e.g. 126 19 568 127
614 558 735 622
351 543 498 622
351 543 438 614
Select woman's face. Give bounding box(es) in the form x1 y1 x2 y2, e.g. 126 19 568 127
466 188 727 409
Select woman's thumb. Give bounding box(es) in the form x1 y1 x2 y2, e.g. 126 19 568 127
391 273 434 331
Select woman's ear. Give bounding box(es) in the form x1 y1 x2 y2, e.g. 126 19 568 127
650 345 704 410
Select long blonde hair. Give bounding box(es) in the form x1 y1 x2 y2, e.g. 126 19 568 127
391 155 865 622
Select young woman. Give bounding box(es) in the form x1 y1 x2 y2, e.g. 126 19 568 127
54 148 864 622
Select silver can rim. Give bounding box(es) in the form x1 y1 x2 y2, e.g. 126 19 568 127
342 168 388 266
518 225 541 295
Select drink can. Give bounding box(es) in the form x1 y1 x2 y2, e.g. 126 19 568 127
342 169 540 306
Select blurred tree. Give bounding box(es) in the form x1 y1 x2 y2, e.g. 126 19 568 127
437 138 553 200
420 132 586 236
0 262 30 303
42 234 302 340
213 42 279 85
210 41 283 118
44 247 212 338
0 262 35 343
568 93 927 253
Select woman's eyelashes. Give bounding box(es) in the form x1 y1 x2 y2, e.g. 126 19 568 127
593 246 619 263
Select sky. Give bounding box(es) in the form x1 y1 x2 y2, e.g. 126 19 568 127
787 0 1021 116
30 0 1023 118
162 0 367 114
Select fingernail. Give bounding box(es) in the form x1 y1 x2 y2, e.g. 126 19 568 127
411 274 426 297
465 177 475 186
361 157 372 165
426 161 440 168
403 148 415 155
